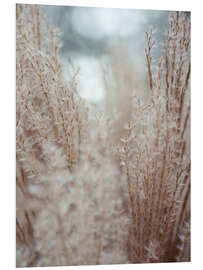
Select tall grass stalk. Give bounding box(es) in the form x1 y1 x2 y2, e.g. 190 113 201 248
16 4 190 267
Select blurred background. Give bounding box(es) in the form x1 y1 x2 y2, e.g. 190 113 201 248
41 5 186 103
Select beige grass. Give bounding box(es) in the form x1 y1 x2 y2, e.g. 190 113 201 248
16 4 190 267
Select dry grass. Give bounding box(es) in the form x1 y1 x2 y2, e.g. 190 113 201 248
16 4 190 267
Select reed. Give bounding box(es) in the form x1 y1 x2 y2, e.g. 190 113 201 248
16 5 190 267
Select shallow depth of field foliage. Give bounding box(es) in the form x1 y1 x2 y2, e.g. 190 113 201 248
16 4 190 267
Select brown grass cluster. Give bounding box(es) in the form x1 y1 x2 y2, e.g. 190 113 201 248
16 4 190 267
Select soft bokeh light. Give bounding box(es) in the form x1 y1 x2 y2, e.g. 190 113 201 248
71 7 146 39
63 56 105 102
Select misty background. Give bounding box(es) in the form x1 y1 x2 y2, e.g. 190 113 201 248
41 5 184 103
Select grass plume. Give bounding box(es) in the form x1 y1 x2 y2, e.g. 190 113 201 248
16 4 190 267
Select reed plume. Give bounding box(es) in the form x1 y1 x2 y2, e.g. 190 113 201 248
16 4 190 267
